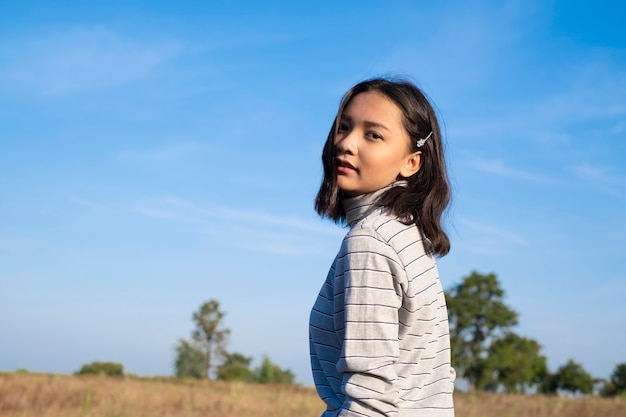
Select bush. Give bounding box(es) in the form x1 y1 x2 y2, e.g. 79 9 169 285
217 352 254 382
75 361 124 376
253 356 295 384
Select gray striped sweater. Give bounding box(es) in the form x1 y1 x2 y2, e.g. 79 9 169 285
309 186 455 416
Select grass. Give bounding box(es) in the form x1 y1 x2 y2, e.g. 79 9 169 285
1 372 625 417
1 373 319 417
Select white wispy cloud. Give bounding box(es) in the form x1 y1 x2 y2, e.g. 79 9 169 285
0 26 181 95
447 68 626 147
460 218 527 245
68 193 340 256
532 81 626 123
573 163 626 199
229 225 326 256
132 206 205 225
134 195 339 236
455 219 527 256
453 217 527 256
575 164 626 189
469 158 560 184
129 195 341 256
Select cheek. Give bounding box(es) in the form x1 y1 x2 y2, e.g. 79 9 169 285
372 150 405 169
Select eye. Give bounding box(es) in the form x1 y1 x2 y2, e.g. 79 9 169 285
337 122 349 133
365 130 383 140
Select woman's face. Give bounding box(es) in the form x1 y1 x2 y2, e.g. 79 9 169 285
334 91 422 197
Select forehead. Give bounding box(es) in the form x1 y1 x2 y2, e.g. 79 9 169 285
341 91 403 125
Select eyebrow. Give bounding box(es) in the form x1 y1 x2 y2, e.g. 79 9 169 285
340 114 391 132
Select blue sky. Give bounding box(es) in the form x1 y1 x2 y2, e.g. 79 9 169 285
1 0 625 385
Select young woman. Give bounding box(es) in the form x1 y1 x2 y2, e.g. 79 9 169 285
310 78 455 416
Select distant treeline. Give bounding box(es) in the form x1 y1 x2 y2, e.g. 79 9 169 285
73 271 626 397
446 271 626 397
74 299 295 385
172 299 295 384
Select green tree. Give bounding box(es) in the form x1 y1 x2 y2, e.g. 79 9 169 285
602 363 626 397
446 271 518 390
253 355 296 384
174 339 205 379
174 299 231 379
478 332 547 393
217 352 254 382
611 363 626 395
75 361 124 376
550 359 594 395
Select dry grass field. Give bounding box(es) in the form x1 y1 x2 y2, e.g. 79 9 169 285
1 372 625 417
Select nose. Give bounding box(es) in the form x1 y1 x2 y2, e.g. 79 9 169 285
335 130 357 155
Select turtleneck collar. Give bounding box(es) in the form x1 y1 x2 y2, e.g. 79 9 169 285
342 181 407 227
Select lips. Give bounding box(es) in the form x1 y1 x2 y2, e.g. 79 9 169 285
336 158 357 173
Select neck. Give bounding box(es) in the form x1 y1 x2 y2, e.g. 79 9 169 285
342 181 406 226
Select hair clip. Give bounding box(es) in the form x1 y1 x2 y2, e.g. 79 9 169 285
416 131 433 148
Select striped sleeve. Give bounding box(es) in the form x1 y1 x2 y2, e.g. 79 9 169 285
335 228 405 417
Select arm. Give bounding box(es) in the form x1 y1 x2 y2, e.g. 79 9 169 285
335 230 404 417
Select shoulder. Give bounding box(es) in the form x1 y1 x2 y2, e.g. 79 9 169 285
342 209 426 261
353 209 423 247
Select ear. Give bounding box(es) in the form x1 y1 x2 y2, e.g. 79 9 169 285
399 151 422 178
